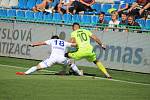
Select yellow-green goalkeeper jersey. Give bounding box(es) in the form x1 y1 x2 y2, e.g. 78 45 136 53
71 29 93 51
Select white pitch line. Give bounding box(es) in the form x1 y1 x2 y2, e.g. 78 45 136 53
0 64 57 73
0 64 150 86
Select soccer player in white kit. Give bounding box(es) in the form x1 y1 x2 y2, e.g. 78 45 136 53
16 35 83 76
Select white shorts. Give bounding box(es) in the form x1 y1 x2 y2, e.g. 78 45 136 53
39 55 70 68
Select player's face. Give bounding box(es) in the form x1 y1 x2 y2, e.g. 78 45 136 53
72 25 79 31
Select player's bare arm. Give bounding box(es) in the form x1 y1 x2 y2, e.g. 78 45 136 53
69 37 76 43
90 34 106 49
29 42 47 47
71 43 77 47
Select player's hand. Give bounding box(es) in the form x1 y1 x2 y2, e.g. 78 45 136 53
28 44 34 47
101 44 106 50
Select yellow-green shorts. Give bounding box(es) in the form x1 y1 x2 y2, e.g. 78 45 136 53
68 50 96 62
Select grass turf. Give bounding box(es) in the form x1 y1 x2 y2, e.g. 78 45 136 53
0 56 150 100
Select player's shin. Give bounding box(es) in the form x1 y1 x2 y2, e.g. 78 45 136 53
70 64 83 76
95 61 111 78
25 66 38 74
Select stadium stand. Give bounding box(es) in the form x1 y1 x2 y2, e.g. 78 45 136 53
26 0 37 10
135 19 146 29
91 3 101 14
36 0 42 5
18 0 28 9
7 9 16 18
34 12 43 21
52 13 62 23
9 0 18 7
0 0 10 8
43 12 52 22
72 14 81 23
146 20 150 30
0 9 7 18
16 10 25 19
62 13 72 23
0 0 149 31
101 4 112 15
81 15 91 24
91 15 99 24
25 10 35 21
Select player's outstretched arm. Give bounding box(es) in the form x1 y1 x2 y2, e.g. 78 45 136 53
71 43 77 47
69 37 76 43
90 34 106 50
29 42 47 47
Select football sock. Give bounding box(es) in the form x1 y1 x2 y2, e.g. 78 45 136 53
96 61 110 77
71 64 82 76
25 66 37 74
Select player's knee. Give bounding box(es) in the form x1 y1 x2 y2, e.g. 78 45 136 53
37 64 44 70
67 59 75 66
93 60 98 64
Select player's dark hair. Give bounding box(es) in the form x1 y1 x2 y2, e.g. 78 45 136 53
72 22 80 28
51 35 59 39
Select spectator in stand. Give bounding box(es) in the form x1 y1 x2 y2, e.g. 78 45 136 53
117 0 132 17
108 11 120 32
71 0 95 14
32 0 60 13
97 12 108 31
127 15 141 33
119 12 128 32
57 0 74 14
128 0 150 19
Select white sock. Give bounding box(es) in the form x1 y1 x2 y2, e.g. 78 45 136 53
25 66 37 74
70 64 82 76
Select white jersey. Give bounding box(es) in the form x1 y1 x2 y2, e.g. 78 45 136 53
45 39 72 56
39 39 72 68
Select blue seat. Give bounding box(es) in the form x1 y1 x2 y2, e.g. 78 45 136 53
92 3 101 14
113 4 119 10
120 3 126 9
84 11 95 15
34 12 43 21
135 19 146 29
104 16 111 22
16 10 25 19
26 0 37 10
91 15 99 24
72 14 81 23
0 9 7 18
36 0 42 4
7 9 16 18
18 0 28 9
145 20 150 30
81 15 91 24
25 11 34 20
101 4 112 15
43 12 52 22
52 13 62 23
62 13 72 23
114 0 120 4
130 0 136 3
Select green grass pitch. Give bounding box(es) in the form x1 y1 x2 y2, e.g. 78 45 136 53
0 56 150 100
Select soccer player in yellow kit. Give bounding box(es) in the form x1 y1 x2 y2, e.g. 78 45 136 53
65 23 111 78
